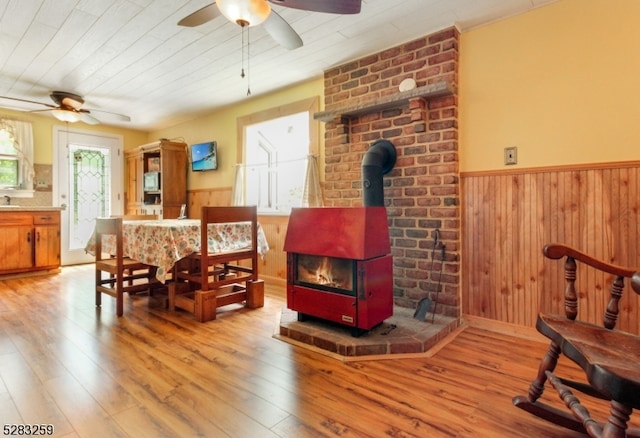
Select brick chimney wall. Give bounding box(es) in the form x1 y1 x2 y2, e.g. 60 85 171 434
321 27 460 318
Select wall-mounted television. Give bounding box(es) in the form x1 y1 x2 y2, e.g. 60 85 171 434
190 141 217 171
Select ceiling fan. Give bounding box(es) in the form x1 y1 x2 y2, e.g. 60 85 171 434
178 0 362 50
0 91 131 125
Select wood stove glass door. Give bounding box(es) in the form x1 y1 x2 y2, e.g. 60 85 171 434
295 254 355 295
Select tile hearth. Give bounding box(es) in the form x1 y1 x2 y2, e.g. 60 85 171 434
275 306 463 361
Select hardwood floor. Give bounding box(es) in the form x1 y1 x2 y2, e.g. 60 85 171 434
0 265 634 437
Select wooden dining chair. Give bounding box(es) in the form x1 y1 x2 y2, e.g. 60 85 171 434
110 214 162 289
513 243 640 438
94 217 157 316
169 206 264 322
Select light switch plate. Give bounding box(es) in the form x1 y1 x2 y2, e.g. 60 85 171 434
504 147 517 165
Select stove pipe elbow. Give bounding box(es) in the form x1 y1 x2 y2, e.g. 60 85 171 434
362 139 396 207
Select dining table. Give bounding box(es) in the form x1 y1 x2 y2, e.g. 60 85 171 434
85 218 269 283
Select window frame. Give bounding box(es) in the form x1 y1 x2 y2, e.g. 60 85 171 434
236 97 320 215
0 119 35 198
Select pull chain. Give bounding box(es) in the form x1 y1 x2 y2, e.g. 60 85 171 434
240 24 246 79
239 23 251 96
246 26 251 96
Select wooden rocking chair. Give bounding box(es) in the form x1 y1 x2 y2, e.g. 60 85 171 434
513 243 640 438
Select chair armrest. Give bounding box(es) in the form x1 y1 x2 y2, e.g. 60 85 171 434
543 243 639 327
543 243 636 278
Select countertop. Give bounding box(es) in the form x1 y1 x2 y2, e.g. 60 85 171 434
0 206 64 212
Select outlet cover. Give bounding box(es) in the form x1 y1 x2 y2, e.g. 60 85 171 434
504 147 517 165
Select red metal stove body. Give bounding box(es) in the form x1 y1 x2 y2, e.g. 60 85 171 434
284 207 393 332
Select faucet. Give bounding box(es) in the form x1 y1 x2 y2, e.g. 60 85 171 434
4 195 10 205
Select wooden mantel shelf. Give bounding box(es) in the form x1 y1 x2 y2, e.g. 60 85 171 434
314 80 455 122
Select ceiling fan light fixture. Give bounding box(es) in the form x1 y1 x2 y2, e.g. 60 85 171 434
217 0 271 26
51 109 81 123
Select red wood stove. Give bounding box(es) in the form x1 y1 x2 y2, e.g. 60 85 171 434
284 207 393 335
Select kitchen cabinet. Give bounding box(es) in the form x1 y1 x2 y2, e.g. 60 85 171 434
0 209 61 277
34 213 61 267
124 140 187 218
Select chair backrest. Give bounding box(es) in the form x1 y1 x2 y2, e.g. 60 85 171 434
95 217 124 267
544 243 637 329
199 205 258 287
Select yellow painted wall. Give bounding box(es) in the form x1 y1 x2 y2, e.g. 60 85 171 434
148 78 324 190
0 107 148 165
459 0 640 172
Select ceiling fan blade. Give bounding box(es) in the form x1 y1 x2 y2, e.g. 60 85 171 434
28 108 99 124
268 0 361 14
0 95 56 109
263 10 302 50
79 111 100 125
178 3 220 27
27 109 56 114
85 108 131 122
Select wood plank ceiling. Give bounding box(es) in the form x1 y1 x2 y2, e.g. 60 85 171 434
0 0 556 130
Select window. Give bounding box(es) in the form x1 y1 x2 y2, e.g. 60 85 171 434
0 128 19 188
237 97 320 215
245 111 309 213
0 119 34 193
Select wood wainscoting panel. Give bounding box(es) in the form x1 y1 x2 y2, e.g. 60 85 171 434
257 215 288 289
187 188 232 218
461 162 640 335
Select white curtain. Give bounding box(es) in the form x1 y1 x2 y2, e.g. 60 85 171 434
301 154 323 207
231 164 245 206
1 119 34 190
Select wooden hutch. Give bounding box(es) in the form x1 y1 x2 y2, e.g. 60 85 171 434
124 140 187 219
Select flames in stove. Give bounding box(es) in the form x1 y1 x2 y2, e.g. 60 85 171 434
296 254 354 292
315 257 336 286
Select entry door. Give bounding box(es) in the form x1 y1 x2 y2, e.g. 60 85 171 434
53 126 123 265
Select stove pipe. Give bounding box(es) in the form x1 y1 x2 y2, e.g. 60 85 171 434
362 139 396 207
